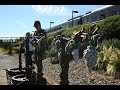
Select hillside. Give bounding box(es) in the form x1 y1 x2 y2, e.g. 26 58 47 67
48 15 120 41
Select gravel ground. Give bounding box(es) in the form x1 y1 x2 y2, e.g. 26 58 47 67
1 54 120 85
42 58 120 85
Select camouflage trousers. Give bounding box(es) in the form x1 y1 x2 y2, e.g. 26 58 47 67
33 46 46 85
59 54 70 85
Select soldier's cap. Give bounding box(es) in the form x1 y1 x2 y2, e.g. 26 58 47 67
34 20 41 27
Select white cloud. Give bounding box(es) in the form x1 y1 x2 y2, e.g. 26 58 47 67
16 19 30 30
31 5 71 16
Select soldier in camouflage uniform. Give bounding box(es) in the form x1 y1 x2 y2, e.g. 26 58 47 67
73 27 85 44
65 38 79 62
54 35 61 63
57 35 70 85
33 20 47 85
55 35 61 51
50 35 61 64
90 25 101 47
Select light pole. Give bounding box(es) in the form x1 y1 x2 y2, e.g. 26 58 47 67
72 11 79 27
50 22 54 32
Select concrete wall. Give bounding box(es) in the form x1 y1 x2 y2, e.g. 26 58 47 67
48 5 120 33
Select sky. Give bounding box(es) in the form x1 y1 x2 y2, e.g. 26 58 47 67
0 5 107 37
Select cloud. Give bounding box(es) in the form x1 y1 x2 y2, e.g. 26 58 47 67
31 5 71 16
16 19 30 30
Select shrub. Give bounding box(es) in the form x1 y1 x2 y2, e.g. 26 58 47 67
95 45 120 78
98 39 120 51
95 45 111 71
107 47 120 78
98 15 120 39
48 46 58 57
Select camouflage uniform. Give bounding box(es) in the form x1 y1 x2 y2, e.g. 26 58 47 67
90 26 100 47
58 36 70 85
65 39 79 60
33 29 47 85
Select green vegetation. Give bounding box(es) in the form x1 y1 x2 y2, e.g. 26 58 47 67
0 46 18 55
1 15 120 78
0 41 20 55
98 39 120 51
48 46 58 57
47 15 120 78
48 15 120 41
95 45 120 78
97 15 120 39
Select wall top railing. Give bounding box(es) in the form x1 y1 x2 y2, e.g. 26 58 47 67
0 36 44 39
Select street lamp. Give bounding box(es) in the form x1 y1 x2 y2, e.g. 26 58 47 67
72 10 79 27
50 22 54 32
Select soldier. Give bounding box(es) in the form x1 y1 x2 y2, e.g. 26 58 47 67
73 27 85 44
54 35 62 63
55 35 61 49
25 32 33 68
51 35 57 46
33 20 47 85
65 37 79 63
33 20 47 39
58 36 70 85
24 32 36 83
90 25 101 47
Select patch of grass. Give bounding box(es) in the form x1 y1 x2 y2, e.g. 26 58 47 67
0 46 19 55
98 39 120 51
